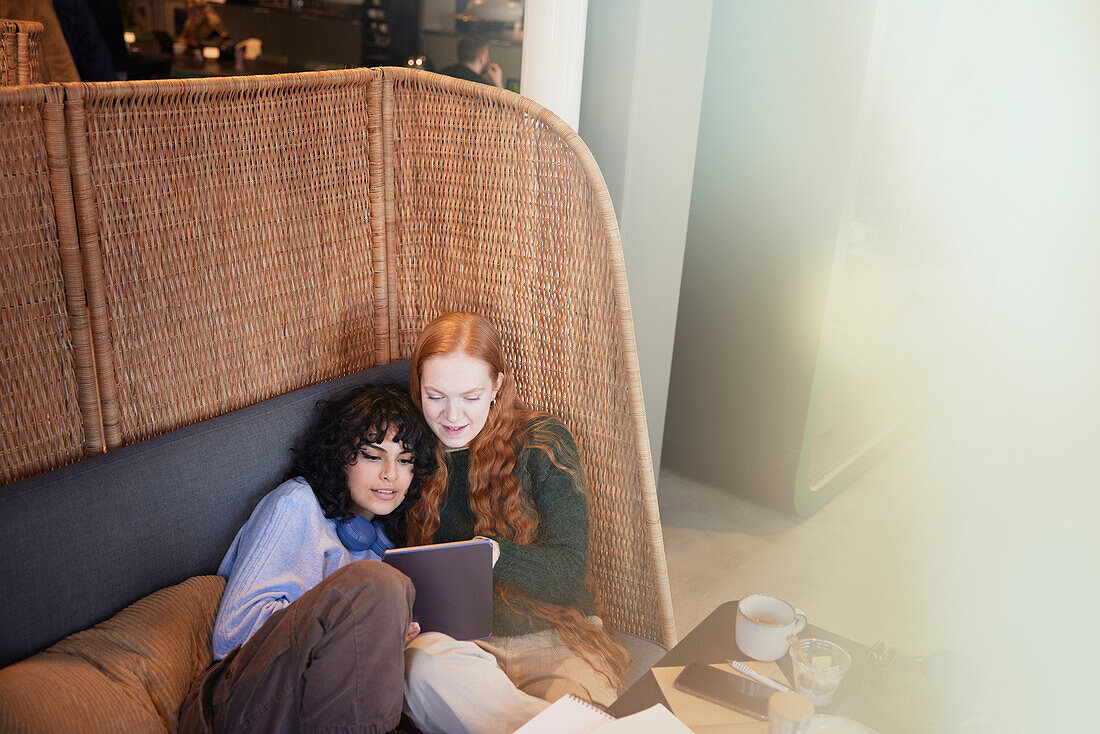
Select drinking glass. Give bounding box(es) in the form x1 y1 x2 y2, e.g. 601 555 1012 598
789 638 852 706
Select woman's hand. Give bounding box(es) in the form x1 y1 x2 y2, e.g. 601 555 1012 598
473 535 500 567
405 620 421 644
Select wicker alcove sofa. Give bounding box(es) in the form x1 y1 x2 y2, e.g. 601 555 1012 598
0 68 675 731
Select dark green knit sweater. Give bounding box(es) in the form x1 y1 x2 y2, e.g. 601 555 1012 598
432 416 596 636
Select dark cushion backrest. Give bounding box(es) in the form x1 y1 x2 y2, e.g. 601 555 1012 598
0 361 409 668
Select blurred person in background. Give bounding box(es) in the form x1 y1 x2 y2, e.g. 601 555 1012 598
82 0 126 77
439 35 503 88
178 0 227 50
51 0 116 80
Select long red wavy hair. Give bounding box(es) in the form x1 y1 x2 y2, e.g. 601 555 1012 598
407 312 629 688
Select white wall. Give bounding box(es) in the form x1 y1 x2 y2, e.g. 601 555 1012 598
578 0 712 472
661 0 878 495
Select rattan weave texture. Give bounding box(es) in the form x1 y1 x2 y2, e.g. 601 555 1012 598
0 19 43 86
64 72 385 447
382 68 674 646
0 68 674 647
0 84 92 483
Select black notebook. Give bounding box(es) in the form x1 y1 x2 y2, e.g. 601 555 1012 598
382 539 494 640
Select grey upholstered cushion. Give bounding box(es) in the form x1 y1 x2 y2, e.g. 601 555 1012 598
614 630 667 688
0 361 409 667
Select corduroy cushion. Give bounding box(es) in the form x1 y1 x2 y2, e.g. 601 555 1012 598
0 575 225 734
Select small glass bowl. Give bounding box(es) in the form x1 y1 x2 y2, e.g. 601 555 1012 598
789 638 852 706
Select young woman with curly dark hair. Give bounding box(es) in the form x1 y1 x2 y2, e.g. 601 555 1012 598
402 313 630 734
286 382 437 544
179 383 436 734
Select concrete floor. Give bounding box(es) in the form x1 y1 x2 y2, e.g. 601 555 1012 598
656 391 1097 732
658 424 952 659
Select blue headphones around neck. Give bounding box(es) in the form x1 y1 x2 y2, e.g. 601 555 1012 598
335 515 395 557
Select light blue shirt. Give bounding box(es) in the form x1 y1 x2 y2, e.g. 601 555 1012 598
211 477 381 660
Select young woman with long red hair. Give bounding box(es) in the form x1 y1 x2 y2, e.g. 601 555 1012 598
402 312 630 734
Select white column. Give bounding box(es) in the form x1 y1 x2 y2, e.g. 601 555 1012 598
520 0 588 130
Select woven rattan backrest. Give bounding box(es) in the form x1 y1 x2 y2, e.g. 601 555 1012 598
0 21 13 86
378 68 675 647
0 20 43 86
62 71 388 448
2 68 673 645
0 84 101 483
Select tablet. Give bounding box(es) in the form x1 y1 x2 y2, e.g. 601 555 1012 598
382 539 494 640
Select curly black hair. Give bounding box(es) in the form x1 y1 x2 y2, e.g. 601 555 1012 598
286 383 436 543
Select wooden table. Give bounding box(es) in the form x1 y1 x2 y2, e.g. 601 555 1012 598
609 600 872 721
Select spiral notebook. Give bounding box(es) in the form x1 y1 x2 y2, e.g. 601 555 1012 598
514 695 691 733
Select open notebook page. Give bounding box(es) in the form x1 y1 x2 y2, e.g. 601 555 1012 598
514 695 691 733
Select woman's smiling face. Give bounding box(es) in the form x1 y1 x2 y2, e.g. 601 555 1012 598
344 428 414 518
418 352 502 449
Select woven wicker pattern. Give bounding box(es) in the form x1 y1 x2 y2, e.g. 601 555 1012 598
0 21 14 86
63 72 386 447
0 85 91 483
0 19 43 86
381 68 675 646
1 69 673 647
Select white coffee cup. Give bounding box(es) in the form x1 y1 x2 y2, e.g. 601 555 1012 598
735 593 807 661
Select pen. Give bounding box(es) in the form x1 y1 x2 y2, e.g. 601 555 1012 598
726 659 792 693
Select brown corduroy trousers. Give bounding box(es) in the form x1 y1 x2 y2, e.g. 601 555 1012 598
179 561 415 734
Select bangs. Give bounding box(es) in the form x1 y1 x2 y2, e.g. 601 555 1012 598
359 414 421 453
